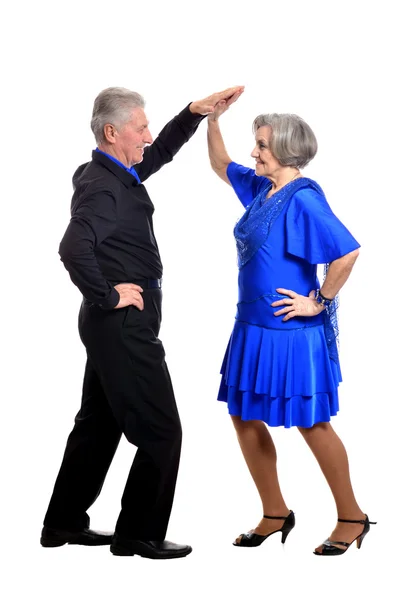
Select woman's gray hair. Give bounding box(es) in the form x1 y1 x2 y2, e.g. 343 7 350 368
91 87 145 144
252 113 317 168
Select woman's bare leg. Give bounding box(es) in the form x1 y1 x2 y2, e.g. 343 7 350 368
231 415 290 542
298 421 365 552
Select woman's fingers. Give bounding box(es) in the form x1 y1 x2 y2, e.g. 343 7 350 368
273 306 295 317
276 287 297 298
271 298 294 307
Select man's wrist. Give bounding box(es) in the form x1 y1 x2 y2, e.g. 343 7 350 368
98 287 120 310
179 104 206 125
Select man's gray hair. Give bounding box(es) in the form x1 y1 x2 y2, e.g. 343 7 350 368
91 87 145 144
252 113 318 168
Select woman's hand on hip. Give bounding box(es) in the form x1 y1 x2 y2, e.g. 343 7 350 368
271 288 325 321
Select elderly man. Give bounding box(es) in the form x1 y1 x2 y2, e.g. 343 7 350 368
41 85 243 559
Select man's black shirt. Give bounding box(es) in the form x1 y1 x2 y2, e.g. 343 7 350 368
59 105 204 309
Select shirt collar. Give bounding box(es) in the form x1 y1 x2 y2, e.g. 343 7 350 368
95 148 141 184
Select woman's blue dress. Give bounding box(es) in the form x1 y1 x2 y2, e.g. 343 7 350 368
218 162 360 428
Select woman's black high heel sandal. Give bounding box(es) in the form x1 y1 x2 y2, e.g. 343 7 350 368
314 515 377 556
233 511 295 547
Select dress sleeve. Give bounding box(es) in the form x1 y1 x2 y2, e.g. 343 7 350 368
285 187 360 264
226 161 269 208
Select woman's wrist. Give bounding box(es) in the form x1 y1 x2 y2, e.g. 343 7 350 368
315 289 334 307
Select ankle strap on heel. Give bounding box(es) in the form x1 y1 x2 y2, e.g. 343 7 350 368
263 511 292 520
338 515 377 525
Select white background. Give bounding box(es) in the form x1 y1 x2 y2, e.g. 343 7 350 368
2 0 397 598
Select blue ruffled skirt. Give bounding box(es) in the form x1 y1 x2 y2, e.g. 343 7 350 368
218 304 342 428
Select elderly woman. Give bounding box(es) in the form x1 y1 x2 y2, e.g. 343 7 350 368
207 92 375 556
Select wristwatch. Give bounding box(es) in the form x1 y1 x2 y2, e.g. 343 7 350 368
315 289 334 307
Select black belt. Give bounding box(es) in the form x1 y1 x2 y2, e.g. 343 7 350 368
133 278 162 289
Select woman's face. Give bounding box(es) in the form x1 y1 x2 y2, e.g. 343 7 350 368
251 125 281 177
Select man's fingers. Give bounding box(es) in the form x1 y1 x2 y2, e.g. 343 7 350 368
222 85 244 96
130 291 144 309
113 283 146 310
116 283 144 292
127 296 144 311
213 86 244 102
227 89 245 103
132 301 144 311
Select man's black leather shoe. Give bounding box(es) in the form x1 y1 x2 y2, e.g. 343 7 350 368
40 526 113 547
110 534 192 559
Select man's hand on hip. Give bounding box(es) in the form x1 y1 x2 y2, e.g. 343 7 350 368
114 283 144 310
189 86 245 116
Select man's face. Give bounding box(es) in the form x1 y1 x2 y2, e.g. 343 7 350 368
115 107 153 167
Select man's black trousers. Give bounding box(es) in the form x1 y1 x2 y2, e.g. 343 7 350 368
43 288 182 541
